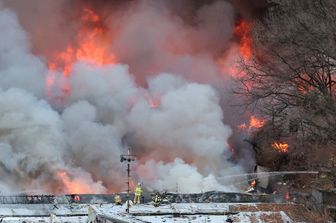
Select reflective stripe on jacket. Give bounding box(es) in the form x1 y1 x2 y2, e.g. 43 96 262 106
135 186 142 196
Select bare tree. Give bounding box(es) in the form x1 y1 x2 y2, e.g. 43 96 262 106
237 0 336 143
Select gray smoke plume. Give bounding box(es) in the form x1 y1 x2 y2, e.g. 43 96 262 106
0 0 248 194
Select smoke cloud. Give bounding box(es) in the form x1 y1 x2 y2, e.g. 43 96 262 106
0 0 248 194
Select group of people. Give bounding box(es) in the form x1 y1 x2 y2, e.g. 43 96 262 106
114 183 163 207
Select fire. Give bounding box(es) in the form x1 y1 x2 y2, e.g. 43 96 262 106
238 123 247 130
239 115 265 130
56 170 95 194
249 115 265 129
234 20 252 60
272 142 289 153
73 195 81 202
250 179 257 187
49 6 116 73
217 20 252 78
46 6 116 103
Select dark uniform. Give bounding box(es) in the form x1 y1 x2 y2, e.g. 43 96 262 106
152 193 162 207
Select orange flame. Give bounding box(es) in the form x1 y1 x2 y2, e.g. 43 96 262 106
238 123 247 130
249 115 265 129
272 142 289 153
48 7 116 74
56 170 95 194
217 20 252 78
235 20 252 60
46 6 116 103
239 115 265 130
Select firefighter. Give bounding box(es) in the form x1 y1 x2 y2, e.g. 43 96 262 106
152 192 162 207
114 194 122 205
134 183 143 204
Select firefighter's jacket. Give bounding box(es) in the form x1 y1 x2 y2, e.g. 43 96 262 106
152 194 162 207
134 185 143 196
114 194 122 205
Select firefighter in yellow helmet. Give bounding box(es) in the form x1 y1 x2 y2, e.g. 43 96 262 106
114 193 122 205
134 182 143 204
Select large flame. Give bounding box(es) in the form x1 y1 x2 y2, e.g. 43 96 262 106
217 20 252 78
46 6 116 103
234 20 252 60
48 7 116 74
56 170 96 194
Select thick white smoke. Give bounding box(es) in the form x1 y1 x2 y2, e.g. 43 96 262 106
137 158 234 193
0 88 106 194
129 74 231 162
0 7 45 97
0 1 246 194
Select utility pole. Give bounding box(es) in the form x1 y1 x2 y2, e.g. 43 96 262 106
120 148 136 213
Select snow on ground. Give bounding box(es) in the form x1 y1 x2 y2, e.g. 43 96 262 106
0 216 87 223
111 202 234 214
136 211 293 223
0 203 295 222
93 203 294 223
0 203 90 216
